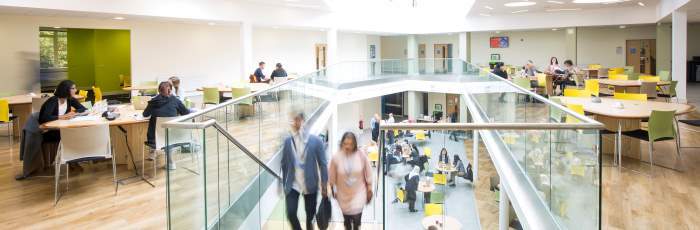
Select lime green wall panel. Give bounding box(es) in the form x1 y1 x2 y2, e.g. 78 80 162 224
94 29 131 92
66 29 95 88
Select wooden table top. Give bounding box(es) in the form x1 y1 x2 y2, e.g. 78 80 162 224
598 79 671 87
421 215 462 230
556 97 696 119
3 94 85 105
437 164 457 172
42 104 147 129
196 83 270 93
418 180 435 192
122 85 157 91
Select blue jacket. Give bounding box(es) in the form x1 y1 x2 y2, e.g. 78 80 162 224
280 133 328 194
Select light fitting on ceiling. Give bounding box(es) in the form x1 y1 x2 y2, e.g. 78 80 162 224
484 5 494 10
545 8 581 11
637 2 645 6
511 9 529 13
552 28 559 31
53 26 62 29
504 1 537 7
572 0 623 3
547 0 564 4
619 25 626 28
112 16 125 20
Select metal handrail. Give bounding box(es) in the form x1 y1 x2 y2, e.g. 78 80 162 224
379 122 603 130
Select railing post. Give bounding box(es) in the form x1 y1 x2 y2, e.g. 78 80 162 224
499 187 510 230
472 130 479 184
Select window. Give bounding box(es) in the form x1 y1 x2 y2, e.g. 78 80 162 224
39 29 68 69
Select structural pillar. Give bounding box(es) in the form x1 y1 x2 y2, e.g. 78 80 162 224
499 186 510 230
407 35 419 75
672 10 687 103
565 28 577 65
240 21 253 81
326 28 338 66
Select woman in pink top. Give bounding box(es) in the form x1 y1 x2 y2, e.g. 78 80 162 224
329 132 373 230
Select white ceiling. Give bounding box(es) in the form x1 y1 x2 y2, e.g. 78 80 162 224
238 0 331 11
470 0 659 16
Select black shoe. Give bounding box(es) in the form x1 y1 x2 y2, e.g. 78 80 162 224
449 183 456 187
409 209 417 213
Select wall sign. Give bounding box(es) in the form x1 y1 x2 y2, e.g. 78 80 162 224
490 36 509 48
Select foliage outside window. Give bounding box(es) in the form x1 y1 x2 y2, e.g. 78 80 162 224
39 30 68 69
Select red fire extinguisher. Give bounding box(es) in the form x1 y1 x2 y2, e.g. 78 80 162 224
359 119 364 130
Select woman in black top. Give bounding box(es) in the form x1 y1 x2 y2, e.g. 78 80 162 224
270 63 288 81
38 80 87 142
438 148 450 165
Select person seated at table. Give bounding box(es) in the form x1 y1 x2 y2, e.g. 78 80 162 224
270 63 288 82
523 60 540 77
492 63 509 103
38 80 88 143
404 166 420 212
562 60 580 86
438 148 450 165
407 144 428 172
168 76 184 100
143 81 191 170
253 61 271 83
547 57 564 74
448 155 473 187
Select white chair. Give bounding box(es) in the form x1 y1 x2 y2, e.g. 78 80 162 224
55 123 115 205
142 116 197 183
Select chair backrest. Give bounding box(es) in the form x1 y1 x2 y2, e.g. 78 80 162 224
609 67 625 75
614 92 647 101
58 123 111 163
131 95 151 110
588 64 602 70
565 104 584 123
155 117 192 150
658 70 671 81
639 76 660 82
563 89 591 98
425 203 443 216
92 86 103 102
78 90 88 102
430 191 445 204
202 87 220 105
433 174 447 185
513 77 531 90
668 81 678 96
609 74 628 80
537 73 547 87
627 72 640 80
32 96 50 113
639 81 657 99
648 110 677 142
249 74 257 83
396 188 405 203
231 86 252 105
584 79 599 97
0 99 9 123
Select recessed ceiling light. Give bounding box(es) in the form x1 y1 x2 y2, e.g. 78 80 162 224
552 28 559 31
112 16 125 20
573 0 622 3
53 26 61 29
484 5 494 10
547 0 565 4
479 13 492 16
546 8 581 11
619 25 626 28
637 2 645 6
505 1 537 7
511 9 529 13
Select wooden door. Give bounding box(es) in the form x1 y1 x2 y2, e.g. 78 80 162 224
419 44 426 73
446 94 460 122
626 39 656 75
434 44 449 73
315 44 327 70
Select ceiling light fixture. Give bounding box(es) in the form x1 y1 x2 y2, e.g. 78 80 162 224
479 13 492 16
505 1 537 7
637 2 645 6
619 25 626 28
511 9 529 13
572 0 623 3
112 16 125 20
545 8 581 11
485 5 494 10
547 0 565 4
552 28 559 31
53 26 62 29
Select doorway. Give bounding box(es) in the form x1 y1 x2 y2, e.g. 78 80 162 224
315 43 327 70
626 39 656 75
446 94 460 122
419 44 426 73
434 44 453 73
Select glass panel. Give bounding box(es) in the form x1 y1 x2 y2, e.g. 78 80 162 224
166 127 205 230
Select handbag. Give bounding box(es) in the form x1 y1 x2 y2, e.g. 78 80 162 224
316 196 332 230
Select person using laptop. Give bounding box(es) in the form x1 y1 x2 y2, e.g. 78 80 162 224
38 80 88 143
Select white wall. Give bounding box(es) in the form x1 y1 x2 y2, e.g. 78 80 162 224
470 30 568 70
252 28 325 77
0 13 241 94
337 97 381 135
427 92 446 118
657 23 672 72
687 23 700 61
577 25 657 67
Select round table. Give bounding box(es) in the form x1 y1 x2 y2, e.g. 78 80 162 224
437 164 457 173
421 215 462 230
418 181 435 193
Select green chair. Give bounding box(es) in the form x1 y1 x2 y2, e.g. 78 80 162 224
513 77 533 103
430 191 445 204
622 110 682 174
627 72 639 80
549 98 564 123
231 86 253 118
658 81 677 102
658 70 671 82
202 87 220 108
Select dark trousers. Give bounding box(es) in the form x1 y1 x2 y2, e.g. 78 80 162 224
286 189 318 230
343 213 362 230
371 129 379 143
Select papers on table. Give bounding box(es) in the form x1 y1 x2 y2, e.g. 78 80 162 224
70 115 101 122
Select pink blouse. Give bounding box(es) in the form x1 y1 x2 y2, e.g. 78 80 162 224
329 150 373 215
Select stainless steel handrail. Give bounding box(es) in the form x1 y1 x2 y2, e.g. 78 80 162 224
379 122 603 130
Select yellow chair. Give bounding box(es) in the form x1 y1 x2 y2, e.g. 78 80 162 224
614 92 647 101
202 87 220 107
588 64 602 70
609 67 625 75
368 151 379 163
423 147 432 158
393 129 399 137
78 90 88 103
415 130 426 140
433 173 447 185
584 79 599 97
565 104 585 123
92 86 103 102
425 203 443 217
639 76 660 82
0 99 15 142
537 73 547 87
563 89 592 98
396 188 406 203
609 74 628 81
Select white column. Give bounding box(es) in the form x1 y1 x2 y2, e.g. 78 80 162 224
326 28 338 66
472 130 479 184
240 21 253 81
458 32 468 61
407 35 419 75
499 187 510 230
672 10 687 103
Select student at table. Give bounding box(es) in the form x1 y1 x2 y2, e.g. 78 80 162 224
562 60 580 86
270 63 288 82
404 166 420 212
253 61 271 83
523 60 540 77
438 148 450 165
448 155 473 187
492 63 509 103
143 81 190 169
547 57 563 74
38 80 88 142
329 132 373 230
168 76 183 100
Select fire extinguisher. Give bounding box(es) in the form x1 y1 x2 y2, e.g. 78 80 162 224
359 119 364 130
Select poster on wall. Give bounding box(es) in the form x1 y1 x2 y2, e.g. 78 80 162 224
490 36 509 48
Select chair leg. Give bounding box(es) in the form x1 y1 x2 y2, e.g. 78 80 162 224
54 162 61 205
112 156 118 195
648 142 654 177
66 164 69 190
675 138 684 172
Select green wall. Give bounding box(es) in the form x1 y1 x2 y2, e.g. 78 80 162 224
67 29 131 92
